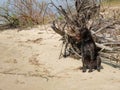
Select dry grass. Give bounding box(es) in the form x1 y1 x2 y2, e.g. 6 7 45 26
102 0 120 7
0 0 54 29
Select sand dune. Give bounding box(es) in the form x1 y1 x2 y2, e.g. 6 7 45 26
0 26 120 90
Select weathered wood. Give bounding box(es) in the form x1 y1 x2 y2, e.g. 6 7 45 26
96 43 113 51
93 21 116 34
51 21 65 36
50 0 120 66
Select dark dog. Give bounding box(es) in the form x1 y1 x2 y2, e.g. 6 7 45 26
80 28 101 72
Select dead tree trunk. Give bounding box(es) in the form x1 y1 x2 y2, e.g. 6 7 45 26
50 0 120 66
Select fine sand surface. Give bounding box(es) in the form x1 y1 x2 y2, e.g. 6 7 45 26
0 25 120 90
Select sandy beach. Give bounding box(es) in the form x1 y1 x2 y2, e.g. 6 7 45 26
0 25 120 90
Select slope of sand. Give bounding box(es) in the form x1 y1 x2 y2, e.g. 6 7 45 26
0 26 120 90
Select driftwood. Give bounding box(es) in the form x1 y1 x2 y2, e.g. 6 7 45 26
50 0 120 66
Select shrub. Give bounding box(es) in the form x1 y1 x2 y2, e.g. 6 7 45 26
0 0 54 29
